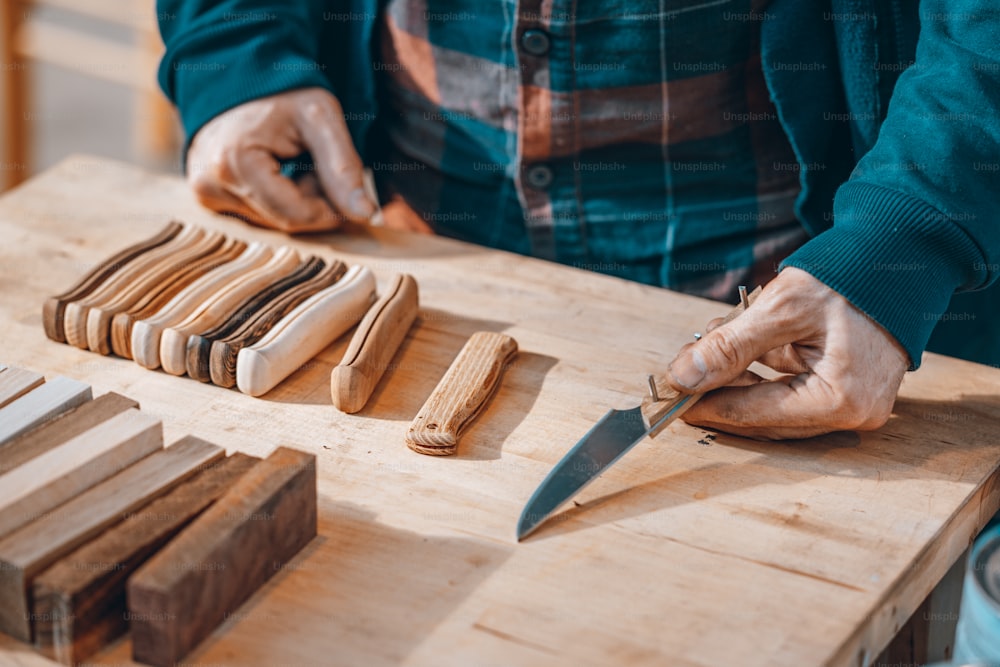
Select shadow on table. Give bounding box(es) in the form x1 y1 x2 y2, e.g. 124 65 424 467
181 502 513 666
524 393 1000 540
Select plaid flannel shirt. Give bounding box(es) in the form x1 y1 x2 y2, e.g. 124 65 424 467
372 0 807 301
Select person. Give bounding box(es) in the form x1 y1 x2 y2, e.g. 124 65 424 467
156 0 999 440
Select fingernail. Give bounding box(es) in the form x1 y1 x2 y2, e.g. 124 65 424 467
348 187 377 219
669 348 707 390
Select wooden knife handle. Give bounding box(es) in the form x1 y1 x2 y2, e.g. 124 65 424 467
331 273 419 413
641 286 762 435
406 331 518 456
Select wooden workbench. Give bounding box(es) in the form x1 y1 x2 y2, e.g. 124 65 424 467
1 156 998 667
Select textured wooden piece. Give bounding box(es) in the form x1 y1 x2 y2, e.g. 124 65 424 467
406 331 518 456
641 285 762 435
331 273 419 413
5 158 1000 667
128 447 317 667
62 224 202 350
32 453 261 665
84 228 227 355
207 259 347 388
0 376 92 446
0 408 161 540
0 436 225 642
182 255 323 383
42 222 182 343
0 392 138 476
131 243 274 370
159 245 301 376
0 366 44 409
238 265 376 397
108 234 247 359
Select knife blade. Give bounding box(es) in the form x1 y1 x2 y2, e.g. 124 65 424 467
516 286 761 540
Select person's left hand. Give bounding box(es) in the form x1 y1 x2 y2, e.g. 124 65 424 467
664 267 910 440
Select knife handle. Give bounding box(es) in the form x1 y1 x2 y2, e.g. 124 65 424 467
331 273 419 413
406 331 518 456
641 286 762 435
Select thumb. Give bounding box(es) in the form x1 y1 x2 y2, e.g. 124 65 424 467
666 308 793 393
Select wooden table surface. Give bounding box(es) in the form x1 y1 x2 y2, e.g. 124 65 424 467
1 156 999 667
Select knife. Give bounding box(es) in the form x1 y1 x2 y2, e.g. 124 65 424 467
517 286 761 540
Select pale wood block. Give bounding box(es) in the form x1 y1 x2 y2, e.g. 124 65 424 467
131 243 274 370
237 265 376 397
0 377 92 446
0 408 162 540
33 453 260 665
0 366 44 409
0 436 225 642
0 392 139 476
128 447 317 667
330 272 418 412
158 246 301 376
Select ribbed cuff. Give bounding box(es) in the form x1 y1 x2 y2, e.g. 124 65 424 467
159 18 334 162
781 181 982 370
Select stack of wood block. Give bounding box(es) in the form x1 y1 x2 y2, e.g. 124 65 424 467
0 364 317 666
43 221 377 397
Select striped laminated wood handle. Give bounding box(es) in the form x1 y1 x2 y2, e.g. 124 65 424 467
640 285 762 436
43 222 182 343
406 331 518 456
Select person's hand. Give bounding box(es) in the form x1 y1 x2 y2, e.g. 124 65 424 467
665 267 909 440
186 87 378 233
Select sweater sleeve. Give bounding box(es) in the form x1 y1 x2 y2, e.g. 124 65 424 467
781 0 1000 369
156 0 335 148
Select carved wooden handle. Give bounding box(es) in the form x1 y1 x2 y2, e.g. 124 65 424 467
331 273 419 413
406 331 518 456
641 286 762 436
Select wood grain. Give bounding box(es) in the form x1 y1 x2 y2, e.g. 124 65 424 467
128 447 317 667
641 285 762 435
182 255 326 383
131 243 274 370
0 366 44 409
0 408 161 540
208 259 347 388
42 222 182 343
5 158 1000 667
108 234 247 359
159 245 301 376
32 453 261 665
62 224 202 350
331 272 419 413
0 376 92 446
0 392 138 476
85 228 228 355
0 436 225 642
406 331 518 456
237 265 376 397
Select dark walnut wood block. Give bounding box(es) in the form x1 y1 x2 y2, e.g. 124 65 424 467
128 447 317 667
32 453 260 665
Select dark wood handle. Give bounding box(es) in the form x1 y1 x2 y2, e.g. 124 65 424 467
641 286 762 436
406 331 518 456
331 273 419 413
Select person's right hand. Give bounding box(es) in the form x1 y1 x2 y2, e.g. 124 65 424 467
186 87 378 233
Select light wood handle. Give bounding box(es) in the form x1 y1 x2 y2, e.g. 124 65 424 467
331 273 419 413
406 331 518 456
641 286 762 435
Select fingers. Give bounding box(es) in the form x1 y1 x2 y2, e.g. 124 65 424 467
295 93 377 223
680 372 888 440
382 198 435 234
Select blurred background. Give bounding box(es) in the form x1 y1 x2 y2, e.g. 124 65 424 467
0 0 181 193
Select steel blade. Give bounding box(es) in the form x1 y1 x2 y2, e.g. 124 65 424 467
517 395 693 540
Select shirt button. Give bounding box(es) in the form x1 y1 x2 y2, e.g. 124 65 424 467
525 164 553 189
520 29 551 57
